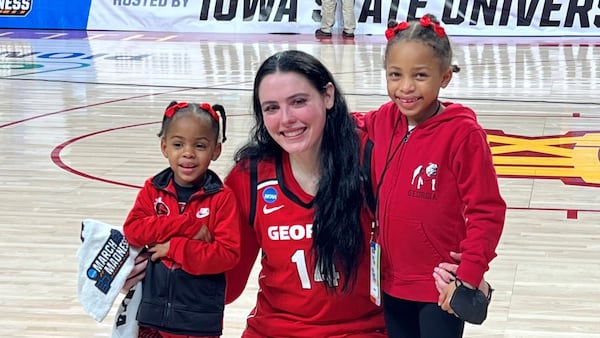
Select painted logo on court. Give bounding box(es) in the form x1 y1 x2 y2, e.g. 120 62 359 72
488 130 600 187
0 0 31 16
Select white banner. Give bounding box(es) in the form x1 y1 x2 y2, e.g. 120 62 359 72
88 0 600 36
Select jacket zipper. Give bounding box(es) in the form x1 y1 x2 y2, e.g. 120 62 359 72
163 265 175 326
402 129 412 142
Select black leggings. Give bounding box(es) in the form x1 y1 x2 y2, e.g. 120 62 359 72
383 292 464 338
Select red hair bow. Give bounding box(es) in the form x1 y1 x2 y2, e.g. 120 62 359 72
199 103 219 121
385 21 409 41
164 102 188 118
420 16 446 37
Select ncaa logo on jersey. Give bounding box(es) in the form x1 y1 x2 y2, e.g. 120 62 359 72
262 187 284 214
262 187 278 203
0 0 32 16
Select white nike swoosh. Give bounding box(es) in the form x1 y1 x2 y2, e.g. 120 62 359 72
196 209 210 218
263 204 284 214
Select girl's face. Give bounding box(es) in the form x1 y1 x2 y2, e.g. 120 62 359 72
258 71 334 156
385 40 453 125
160 113 221 187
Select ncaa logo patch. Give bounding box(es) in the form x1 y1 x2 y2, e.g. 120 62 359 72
0 0 32 16
262 187 278 203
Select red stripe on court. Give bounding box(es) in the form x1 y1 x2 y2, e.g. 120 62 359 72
566 210 578 219
0 88 191 129
50 122 155 189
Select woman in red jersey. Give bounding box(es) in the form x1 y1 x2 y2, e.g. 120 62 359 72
224 50 385 338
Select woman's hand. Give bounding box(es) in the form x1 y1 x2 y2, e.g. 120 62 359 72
433 262 458 293
433 251 461 293
121 249 150 293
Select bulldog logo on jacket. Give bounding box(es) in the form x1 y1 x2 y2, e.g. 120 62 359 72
409 162 438 200
411 163 438 190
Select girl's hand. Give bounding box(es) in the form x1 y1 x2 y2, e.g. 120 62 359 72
447 251 490 295
148 241 170 261
434 251 492 314
193 225 213 243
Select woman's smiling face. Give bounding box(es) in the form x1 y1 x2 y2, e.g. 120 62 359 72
258 71 334 156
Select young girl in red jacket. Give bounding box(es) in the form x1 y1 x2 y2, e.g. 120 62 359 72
357 14 505 338
123 101 241 338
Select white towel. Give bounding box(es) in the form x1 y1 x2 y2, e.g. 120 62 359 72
77 218 141 322
112 281 142 338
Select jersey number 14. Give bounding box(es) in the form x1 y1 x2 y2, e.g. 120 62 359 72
291 249 340 289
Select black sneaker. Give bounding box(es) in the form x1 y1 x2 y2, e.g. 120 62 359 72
342 31 355 39
315 29 332 39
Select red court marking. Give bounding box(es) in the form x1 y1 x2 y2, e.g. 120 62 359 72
0 88 191 129
50 122 154 189
504 206 597 216
50 112 250 189
51 124 600 217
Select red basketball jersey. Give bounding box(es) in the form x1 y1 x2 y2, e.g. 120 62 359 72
225 152 385 338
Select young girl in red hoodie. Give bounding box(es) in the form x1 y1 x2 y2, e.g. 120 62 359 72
123 102 241 338
356 14 505 338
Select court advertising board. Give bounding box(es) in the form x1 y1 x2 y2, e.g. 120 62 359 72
1 0 600 36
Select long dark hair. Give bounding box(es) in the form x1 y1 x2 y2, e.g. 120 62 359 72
234 50 364 292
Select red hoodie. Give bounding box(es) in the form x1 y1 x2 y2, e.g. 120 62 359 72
356 101 505 303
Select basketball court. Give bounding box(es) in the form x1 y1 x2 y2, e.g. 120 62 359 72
1 29 599 337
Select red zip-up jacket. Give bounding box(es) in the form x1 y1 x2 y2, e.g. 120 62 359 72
123 168 241 275
123 168 241 336
356 101 505 303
